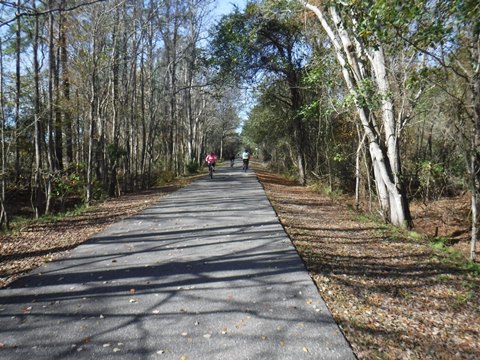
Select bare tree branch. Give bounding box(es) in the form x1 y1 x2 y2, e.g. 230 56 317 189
0 0 109 27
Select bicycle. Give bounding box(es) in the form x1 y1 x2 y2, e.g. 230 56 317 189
205 152 217 179
208 162 214 179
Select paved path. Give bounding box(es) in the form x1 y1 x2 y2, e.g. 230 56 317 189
0 164 355 359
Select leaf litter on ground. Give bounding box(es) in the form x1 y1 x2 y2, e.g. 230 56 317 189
255 167 479 360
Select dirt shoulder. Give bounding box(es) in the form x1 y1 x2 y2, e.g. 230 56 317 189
255 167 479 360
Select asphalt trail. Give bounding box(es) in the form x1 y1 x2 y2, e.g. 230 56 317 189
0 164 355 359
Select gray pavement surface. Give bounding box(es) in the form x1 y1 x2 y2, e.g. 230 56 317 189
0 164 355 359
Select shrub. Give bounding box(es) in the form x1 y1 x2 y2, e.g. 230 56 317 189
186 161 199 174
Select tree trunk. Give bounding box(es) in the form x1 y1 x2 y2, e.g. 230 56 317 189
301 1 412 227
14 0 21 181
32 0 42 218
0 37 8 228
86 88 96 205
45 0 57 214
471 25 480 261
60 4 72 170
54 10 63 171
86 31 98 205
370 48 412 226
287 71 306 185
294 124 306 185
355 129 366 210
220 130 224 160
471 138 478 261
140 51 147 188
109 8 120 197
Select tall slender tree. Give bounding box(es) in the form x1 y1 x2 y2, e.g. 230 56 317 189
31 0 42 218
0 35 8 228
298 0 413 227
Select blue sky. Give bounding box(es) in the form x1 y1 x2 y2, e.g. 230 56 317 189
213 0 247 19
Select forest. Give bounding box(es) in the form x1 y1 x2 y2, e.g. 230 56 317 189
0 0 479 261
0 0 242 222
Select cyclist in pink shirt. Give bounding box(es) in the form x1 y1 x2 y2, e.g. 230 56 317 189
205 152 218 171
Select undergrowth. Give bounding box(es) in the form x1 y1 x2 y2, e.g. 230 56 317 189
8 203 91 234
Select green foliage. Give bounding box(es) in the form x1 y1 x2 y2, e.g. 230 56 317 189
7 202 90 235
308 181 344 198
418 161 448 200
430 236 451 250
242 81 293 146
281 170 298 183
452 288 476 310
90 179 107 202
186 161 200 174
53 173 80 197
209 1 309 84
107 143 127 161
408 231 424 241
298 100 319 120
339 0 455 49
154 170 176 186
420 161 444 177
430 236 480 276
343 79 383 110
51 171 85 210
333 150 348 163
462 262 480 276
